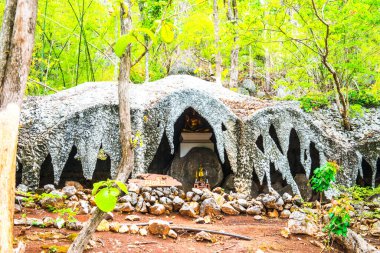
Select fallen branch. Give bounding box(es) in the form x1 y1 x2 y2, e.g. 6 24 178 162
170 226 252 241
126 221 173 227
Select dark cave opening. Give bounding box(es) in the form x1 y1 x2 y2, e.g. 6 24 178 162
309 142 320 178
147 107 231 189
377 158 380 186
255 134 264 153
16 163 23 186
37 146 112 188
39 154 54 187
269 124 283 154
356 158 374 187
251 163 288 197
287 128 305 176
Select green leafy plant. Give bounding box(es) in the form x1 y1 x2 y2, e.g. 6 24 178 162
92 179 128 212
309 161 338 193
349 104 365 119
348 90 380 107
299 94 330 112
54 207 78 223
324 198 352 237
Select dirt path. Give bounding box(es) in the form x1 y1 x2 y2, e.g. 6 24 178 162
14 209 327 253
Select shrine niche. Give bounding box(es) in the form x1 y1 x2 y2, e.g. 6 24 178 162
148 107 225 191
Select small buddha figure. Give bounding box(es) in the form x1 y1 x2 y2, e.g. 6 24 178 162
183 108 210 132
197 163 205 183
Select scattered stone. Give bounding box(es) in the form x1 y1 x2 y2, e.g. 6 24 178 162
253 215 262 220
189 202 200 214
78 200 91 214
66 221 83 231
370 221 380 237
139 227 148 236
104 212 114 221
125 215 140 221
221 202 239 215
287 211 318 236
96 219 110 232
246 206 261 216
40 194 64 210
119 195 132 203
179 203 197 218
168 229 178 239
62 186 77 197
282 193 292 203
129 224 139 234
119 224 130 233
267 209 279 218
118 202 135 213
54 217 65 229
280 210 291 219
149 203 166 215
65 181 84 191
186 192 194 202
42 217 55 227
16 184 29 193
109 222 121 232
128 183 140 194
43 184 55 193
194 231 214 242
200 198 221 217
194 217 205 224
14 204 22 213
68 195 79 202
360 225 369 231
148 220 171 236
173 196 185 211
261 194 277 209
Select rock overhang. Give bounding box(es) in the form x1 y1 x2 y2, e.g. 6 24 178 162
16 75 380 198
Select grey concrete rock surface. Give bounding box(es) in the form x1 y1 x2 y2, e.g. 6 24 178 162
15 75 380 195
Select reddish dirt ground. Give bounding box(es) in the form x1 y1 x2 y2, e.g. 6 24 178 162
14 208 337 253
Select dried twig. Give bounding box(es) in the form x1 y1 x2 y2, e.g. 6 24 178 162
170 226 252 241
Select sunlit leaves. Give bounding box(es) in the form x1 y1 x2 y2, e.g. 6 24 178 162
161 22 175 43
92 179 128 212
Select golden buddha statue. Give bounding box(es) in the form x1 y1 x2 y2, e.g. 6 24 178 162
183 108 210 132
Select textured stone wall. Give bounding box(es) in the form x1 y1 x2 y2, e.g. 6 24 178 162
17 75 380 198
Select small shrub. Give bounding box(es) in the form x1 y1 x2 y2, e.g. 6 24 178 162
299 94 330 112
309 162 338 193
324 198 352 237
92 179 128 212
348 90 380 107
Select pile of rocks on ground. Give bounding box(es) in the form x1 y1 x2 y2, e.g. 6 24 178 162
14 182 304 231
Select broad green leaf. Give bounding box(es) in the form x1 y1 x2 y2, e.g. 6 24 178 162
94 188 117 212
109 187 120 197
161 22 175 43
115 180 128 194
113 34 134 58
92 181 104 196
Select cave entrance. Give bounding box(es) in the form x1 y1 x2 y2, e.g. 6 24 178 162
147 107 231 191
38 145 112 188
356 158 374 187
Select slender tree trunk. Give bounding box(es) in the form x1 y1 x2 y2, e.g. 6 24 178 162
260 0 271 92
0 0 38 252
249 45 254 79
67 1 134 252
213 0 222 85
227 0 239 88
144 36 149 83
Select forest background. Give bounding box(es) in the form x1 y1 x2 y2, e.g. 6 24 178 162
0 0 379 117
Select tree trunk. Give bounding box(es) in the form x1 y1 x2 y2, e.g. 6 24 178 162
213 0 222 85
0 0 17 86
0 0 38 252
67 1 134 252
227 0 239 88
249 45 254 79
